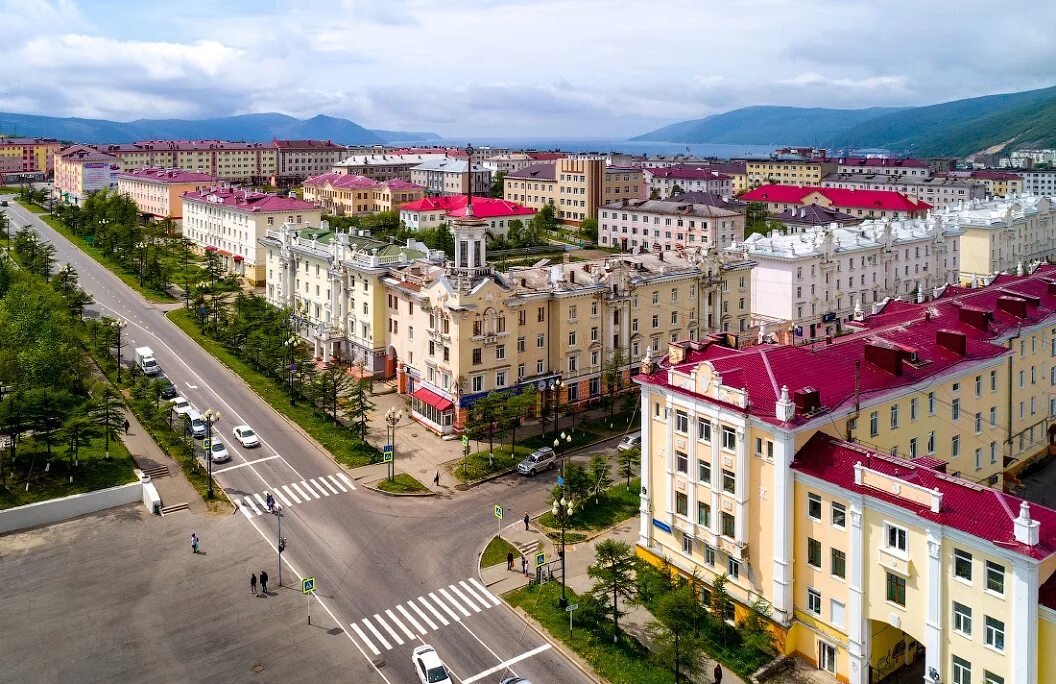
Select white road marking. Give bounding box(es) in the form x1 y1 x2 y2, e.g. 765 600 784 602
396 604 425 634
429 592 462 623
242 497 262 516
239 501 255 519
289 481 313 500
213 455 281 473
361 617 392 651
308 478 330 496
467 578 503 607
271 488 292 507
280 484 301 504
419 596 449 626
459 580 493 608
447 584 481 613
385 608 416 640
337 472 356 490
407 600 437 631
319 476 340 494
350 623 380 656
253 493 268 510
461 644 552 684
327 474 348 492
372 613 403 645
440 587 472 617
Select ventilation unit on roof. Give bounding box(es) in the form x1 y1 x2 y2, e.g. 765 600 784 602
793 387 823 416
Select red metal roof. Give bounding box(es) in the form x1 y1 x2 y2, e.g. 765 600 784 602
119 167 215 183
182 187 318 213
831 157 930 168
647 165 732 181
740 184 931 212
411 387 453 412
400 195 535 219
272 139 344 149
793 432 1056 561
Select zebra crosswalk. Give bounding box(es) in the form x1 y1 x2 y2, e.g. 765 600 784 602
238 473 356 517
348 577 502 655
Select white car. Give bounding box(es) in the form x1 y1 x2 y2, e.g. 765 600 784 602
617 431 642 451
169 397 192 416
232 425 260 448
208 440 230 463
412 645 451 684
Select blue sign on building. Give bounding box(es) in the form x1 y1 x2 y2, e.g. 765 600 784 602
652 518 672 533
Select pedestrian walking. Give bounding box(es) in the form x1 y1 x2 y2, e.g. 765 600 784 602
190 533 200 554
521 556 528 576
523 512 530 531
250 573 257 595
123 419 130 435
506 550 514 571
433 470 440 487
713 663 723 683
259 570 269 594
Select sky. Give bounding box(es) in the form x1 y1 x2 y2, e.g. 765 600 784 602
0 0 1053 138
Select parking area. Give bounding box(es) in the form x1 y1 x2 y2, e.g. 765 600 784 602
0 507 365 684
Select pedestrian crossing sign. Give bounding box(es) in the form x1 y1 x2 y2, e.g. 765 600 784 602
461 435 469 447
494 505 503 519
383 444 393 463
302 577 315 594
536 552 546 568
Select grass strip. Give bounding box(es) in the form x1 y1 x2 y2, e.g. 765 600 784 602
481 535 519 568
453 444 533 482
375 472 429 494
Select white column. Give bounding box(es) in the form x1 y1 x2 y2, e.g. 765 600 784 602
734 427 747 541
638 389 653 548
847 504 866 684
922 534 942 684
770 431 795 621
710 421 720 535
1012 561 1039 684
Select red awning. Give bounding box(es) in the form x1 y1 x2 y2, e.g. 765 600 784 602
411 387 453 412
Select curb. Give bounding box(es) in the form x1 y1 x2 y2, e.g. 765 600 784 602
359 477 436 498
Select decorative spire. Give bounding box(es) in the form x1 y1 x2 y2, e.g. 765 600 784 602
464 143 475 217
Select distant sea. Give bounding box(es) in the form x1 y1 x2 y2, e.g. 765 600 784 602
383 137 780 160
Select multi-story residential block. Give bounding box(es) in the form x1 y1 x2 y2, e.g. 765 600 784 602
273 139 348 182
480 152 564 174
503 158 645 226
821 172 986 210
331 152 449 182
117 168 216 221
1008 148 1056 167
947 170 1024 197
0 137 61 182
643 165 732 198
634 277 1056 682
833 156 932 178
946 195 1055 284
598 197 745 252
745 158 837 187
409 158 491 196
181 187 321 285
1015 168 1056 196
398 195 535 236
53 145 120 205
741 185 932 220
96 140 278 184
772 204 861 232
301 173 423 215
730 217 961 340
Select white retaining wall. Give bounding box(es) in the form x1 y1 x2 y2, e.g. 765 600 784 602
0 480 146 535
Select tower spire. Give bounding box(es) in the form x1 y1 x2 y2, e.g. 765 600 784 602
464 143 475 217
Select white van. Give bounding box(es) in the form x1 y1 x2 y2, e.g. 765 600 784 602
185 409 207 438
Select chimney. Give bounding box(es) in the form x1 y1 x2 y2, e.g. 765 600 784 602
996 296 1027 318
864 341 905 376
1046 280 1056 297
775 385 795 421
569 269 576 284
957 306 992 331
1014 500 1041 546
793 387 821 414
659 251 665 262
936 329 967 356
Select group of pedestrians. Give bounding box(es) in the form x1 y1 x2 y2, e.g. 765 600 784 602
505 550 531 576
249 571 269 596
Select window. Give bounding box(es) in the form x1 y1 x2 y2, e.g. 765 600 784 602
909 437 917 458
675 492 688 516
928 391 936 414
984 616 1004 651
886 572 906 606
727 557 740 579
496 345 506 360
698 460 711 483
697 502 711 527
974 412 982 433
952 398 960 420
990 370 997 391
722 469 736 494
952 656 971 684
927 431 935 454
721 426 736 451
675 410 688 433
985 561 1004 594
830 599 845 629
681 533 693 554
984 673 1004 684
831 502 846 528
831 549 846 578
807 588 821 614
882 525 907 553
676 451 688 474
954 549 972 581
869 411 879 437
537 333 545 348
807 538 822 568
698 420 711 442
952 602 972 636
703 545 715 566
807 493 822 520
472 348 482 365
910 397 918 420
890 404 899 428
472 375 484 392
721 512 735 537
951 435 960 458
495 370 506 388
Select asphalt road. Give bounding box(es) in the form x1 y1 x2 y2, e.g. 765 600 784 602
2 197 594 684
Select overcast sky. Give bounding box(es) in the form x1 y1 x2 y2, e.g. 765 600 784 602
1 0 1052 138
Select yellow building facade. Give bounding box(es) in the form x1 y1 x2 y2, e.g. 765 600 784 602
503 158 644 226
300 172 424 215
746 159 837 187
117 168 216 220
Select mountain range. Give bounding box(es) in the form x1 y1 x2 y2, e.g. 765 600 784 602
0 111 439 145
633 85 1056 157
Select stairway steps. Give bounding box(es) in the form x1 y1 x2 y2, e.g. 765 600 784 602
160 503 189 516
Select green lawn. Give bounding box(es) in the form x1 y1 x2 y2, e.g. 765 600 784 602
453 443 533 482
167 308 381 469
481 535 519 568
521 428 601 451
376 473 429 494
538 478 641 532
506 582 676 684
0 436 138 510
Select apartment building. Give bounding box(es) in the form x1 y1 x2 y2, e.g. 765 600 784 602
634 289 1056 682
503 158 645 226
730 217 961 341
598 197 745 252
833 156 932 178
53 145 120 205
273 139 348 182
0 137 61 182
409 158 492 196
947 170 1024 197
773 204 861 232
745 159 837 187
331 152 449 182
643 165 732 198
821 173 986 210
741 185 932 220
301 172 423 215
1015 168 1056 196
95 140 278 184
946 195 1055 284
480 152 564 174
181 187 320 285
398 195 535 236
117 168 216 220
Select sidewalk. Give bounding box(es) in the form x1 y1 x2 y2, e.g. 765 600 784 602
479 520 557 595
119 406 207 514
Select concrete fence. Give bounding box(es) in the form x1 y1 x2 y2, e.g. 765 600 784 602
0 478 148 535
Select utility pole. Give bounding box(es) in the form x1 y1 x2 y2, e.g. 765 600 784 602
277 512 286 587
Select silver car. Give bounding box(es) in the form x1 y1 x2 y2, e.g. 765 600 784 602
517 447 556 476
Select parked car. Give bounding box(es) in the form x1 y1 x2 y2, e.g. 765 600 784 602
185 409 207 438
159 381 178 400
517 447 556 476
0 200 8 207
617 431 642 451
169 396 192 416
207 440 230 463
411 645 451 684
232 425 260 448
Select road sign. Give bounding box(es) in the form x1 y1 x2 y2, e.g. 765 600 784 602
494 505 503 519
302 577 315 594
203 438 211 449
382 444 393 463
461 435 469 447
556 475 564 486
566 603 579 612
535 552 546 568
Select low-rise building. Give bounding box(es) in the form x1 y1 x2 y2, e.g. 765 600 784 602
772 204 861 232
644 165 732 198
273 139 348 183
181 187 321 285
480 152 564 174
331 152 450 182
745 158 837 187
503 158 645 226
598 197 745 252
117 168 216 221
947 170 1024 197
409 158 491 196
729 216 961 340
96 140 278 184
944 195 1055 284
398 195 535 236
821 172 986 209
833 155 932 178
53 145 120 205
301 173 423 215
741 184 932 220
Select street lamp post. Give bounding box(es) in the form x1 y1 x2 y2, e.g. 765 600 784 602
203 409 221 499
384 407 402 482
548 378 562 442
551 490 574 609
284 334 297 406
112 319 127 382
